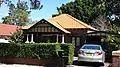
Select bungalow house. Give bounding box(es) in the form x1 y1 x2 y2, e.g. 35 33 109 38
0 14 99 47
22 14 97 47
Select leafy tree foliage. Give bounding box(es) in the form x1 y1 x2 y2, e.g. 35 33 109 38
101 24 120 50
57 0 106 23
106 0 120 21
9 28 24 43
106 35 120 51
91 15 112 31
0 0 43 9
30 0 43 10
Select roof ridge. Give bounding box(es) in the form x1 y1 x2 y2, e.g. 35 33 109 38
48 20 70 33
0 24 19 27
56 21 65 29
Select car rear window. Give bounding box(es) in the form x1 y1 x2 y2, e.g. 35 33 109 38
82 45 101 50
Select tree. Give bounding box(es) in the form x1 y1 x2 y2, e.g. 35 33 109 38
57 0 106 23
1 0 43 26
2 1 29 26
0 0 43 10
91 15 111 31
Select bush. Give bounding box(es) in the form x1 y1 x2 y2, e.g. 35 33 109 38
60 43 74 65
0 43 74 64
9 29 24 43
106 35 120 51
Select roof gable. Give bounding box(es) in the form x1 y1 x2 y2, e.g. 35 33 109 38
22 19 70 33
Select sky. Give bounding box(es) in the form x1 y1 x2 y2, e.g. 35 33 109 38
0 0 72 22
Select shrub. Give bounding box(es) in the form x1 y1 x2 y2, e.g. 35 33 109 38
9 29 24 43
60 43 74 65
106 35 120 51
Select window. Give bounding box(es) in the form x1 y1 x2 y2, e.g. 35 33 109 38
82 45 101 50
72 37 75 44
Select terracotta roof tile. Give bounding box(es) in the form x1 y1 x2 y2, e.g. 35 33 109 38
0 24 19 36
48 14 97 30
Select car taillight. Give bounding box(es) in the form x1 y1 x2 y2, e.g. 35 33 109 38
79 50 84 54
95 51 102 55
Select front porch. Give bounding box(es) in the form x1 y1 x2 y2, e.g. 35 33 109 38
23 33 67 43
23 33 85 47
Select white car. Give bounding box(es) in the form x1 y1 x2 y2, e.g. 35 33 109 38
78 44 105 63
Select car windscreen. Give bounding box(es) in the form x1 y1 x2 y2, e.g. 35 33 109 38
82 45 101 50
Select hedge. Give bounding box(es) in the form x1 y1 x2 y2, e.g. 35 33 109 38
60 44 74 64
0 43 74 64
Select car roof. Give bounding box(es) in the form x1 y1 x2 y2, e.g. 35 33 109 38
83 44 101 46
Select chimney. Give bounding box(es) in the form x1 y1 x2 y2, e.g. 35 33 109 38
52 14 59 17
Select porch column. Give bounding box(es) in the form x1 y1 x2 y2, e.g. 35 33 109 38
25 34 29 43
62 34 65 43
30 34 34 43
56 34 59 43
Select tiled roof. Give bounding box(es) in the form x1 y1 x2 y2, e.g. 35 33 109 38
48 20 71 33
22 14 97 33
48 14 97 30
0 24 19 36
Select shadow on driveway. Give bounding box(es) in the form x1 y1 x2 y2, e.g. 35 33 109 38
73 60 104 67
